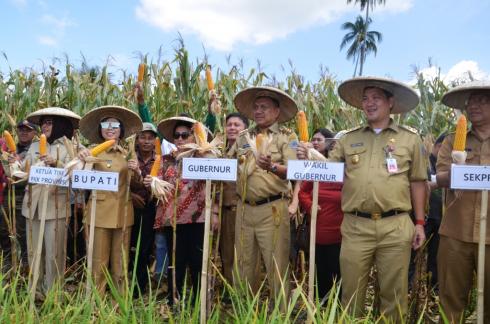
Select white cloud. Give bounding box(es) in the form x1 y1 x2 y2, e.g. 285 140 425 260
37 14 74 47
38 35 57 46
135 0 413 51
41 14 74 30
414 60 489 85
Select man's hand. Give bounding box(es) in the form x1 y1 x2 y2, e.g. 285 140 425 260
40 154 56 166
78 148 91 161
127 159 140 173
143 175 152 188
134 83 145 105
412 224 426 250
296 142 312 160
256 153 272 171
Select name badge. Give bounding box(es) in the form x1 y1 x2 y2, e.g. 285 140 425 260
386 158 398 173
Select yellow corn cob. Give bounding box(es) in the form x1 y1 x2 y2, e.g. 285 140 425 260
3 130 16 153
90 139 115 156
150 155 161 177
205 65 214 91
453 115 467 151
155 138 162 155
194 122 208 146
137 63 145 82
256 133 264 152
297 111 309 142
39 134 47 156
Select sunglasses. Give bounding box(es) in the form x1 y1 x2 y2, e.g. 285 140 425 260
100 121 120 129
173 132 191 140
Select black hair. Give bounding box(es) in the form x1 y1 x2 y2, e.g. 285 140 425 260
313 128 334 140
435 133 446 145
226 112 249 127
97 117 125 141
173 121 193 134
40 115 74 144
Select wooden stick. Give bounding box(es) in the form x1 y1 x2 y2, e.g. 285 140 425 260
200 179 212 324
307 181 319 324
477 189 488 324
85 189 97 297
29 185 49 306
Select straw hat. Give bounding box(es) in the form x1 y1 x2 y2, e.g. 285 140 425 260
79 105 142 143
26 107 81 128
157 116 212 143
234 86 298 123
441 80 490 110
338 77 420 114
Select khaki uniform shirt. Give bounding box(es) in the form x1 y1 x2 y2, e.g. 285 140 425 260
329 120 427 213
222 146 238 207
233 122 298 202
437 130 490 244
21 137 72 220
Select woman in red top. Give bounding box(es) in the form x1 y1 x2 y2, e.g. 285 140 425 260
298 128 343 299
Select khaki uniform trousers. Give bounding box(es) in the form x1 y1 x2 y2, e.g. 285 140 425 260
220 206 236 285
340 213 414 322
234 198 290 303
438 235 490 323
91 226 131 294
26 217 66 292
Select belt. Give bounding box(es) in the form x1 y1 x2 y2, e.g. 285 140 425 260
349 210 407 220
243 194 284 206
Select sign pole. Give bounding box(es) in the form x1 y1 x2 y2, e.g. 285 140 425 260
200 179 212 324
85 190 97 297
477 189 487 324
307 181 319 323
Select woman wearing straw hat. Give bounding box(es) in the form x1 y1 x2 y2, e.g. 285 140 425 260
77 105 142 294
14 107 80 293
144 115 217 303
436 81 490 323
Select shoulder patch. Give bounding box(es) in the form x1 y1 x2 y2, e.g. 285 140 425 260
279 126 293 135
344 126 363 134
399 125 418 134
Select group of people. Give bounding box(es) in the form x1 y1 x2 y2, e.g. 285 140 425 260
0 76 488 323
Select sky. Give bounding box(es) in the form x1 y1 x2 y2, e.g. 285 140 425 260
1 0 489 85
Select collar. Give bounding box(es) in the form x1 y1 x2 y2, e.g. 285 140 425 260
137 149 155 162
362 118 399 133
253 122 280 135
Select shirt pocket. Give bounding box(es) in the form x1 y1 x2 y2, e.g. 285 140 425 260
389 147 411 175
465 150 477 164
270 145 282 163
344 146 367 171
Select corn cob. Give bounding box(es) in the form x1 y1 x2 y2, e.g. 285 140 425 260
256 133 264 153
150 155 161 177
90 139 115 156
155 138 162 155
194 122 208 146
39 134 47 156
3 130 16 153
137 63 145 82
453 115 467 151
205 65 214 91
297 111 309 142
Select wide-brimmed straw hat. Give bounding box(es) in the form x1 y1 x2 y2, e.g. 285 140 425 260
79 105 142 143
157 116 212 143
338 77 420 114
441 80 490 110
234 86 298 123
27 107 81 128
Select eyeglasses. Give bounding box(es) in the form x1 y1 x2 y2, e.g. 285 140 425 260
100 122 120 129
41 119 53 126
173 132 191 140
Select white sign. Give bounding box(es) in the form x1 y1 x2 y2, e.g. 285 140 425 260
71 170 119 192
287 160 344 182
182 158 237 181
28 166 69 187
451 164 490 190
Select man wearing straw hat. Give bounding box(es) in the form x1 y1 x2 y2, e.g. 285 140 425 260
298 77 427 321
232 86 298 306
436 81 490 323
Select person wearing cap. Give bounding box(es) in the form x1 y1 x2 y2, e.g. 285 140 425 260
232 86 299 305
0 120 38 269
298 77 427 321
129 122 160 296
12 107 81 292
78 106 142 294
297 128 343 299
144 115 218 303
436 81 490 323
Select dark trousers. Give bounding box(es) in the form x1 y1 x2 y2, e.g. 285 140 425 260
164 223 204 302
0 206 28 267
67 205 86 266
130 205 156 295
316 243 341 299
425 218 440 289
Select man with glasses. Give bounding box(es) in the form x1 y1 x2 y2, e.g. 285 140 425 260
232 86 298 307
436 81 490 323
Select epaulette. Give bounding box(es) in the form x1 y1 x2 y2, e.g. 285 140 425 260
344 125 363 134
279 126 293 135
399 125 418 134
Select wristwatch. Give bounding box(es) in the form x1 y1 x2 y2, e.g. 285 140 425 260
270 163 278 173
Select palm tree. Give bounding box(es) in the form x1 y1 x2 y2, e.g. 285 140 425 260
347 0 386 26
340 15 382 76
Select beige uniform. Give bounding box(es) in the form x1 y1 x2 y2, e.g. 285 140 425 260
328 120 427 321
84 146 139 293
22 137 72 292
436 130 490 323
233 122 297 302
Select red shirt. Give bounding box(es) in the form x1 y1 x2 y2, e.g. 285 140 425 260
298 181 343 245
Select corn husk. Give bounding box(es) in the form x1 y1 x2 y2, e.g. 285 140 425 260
177 123 222 159
150 177 174 204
